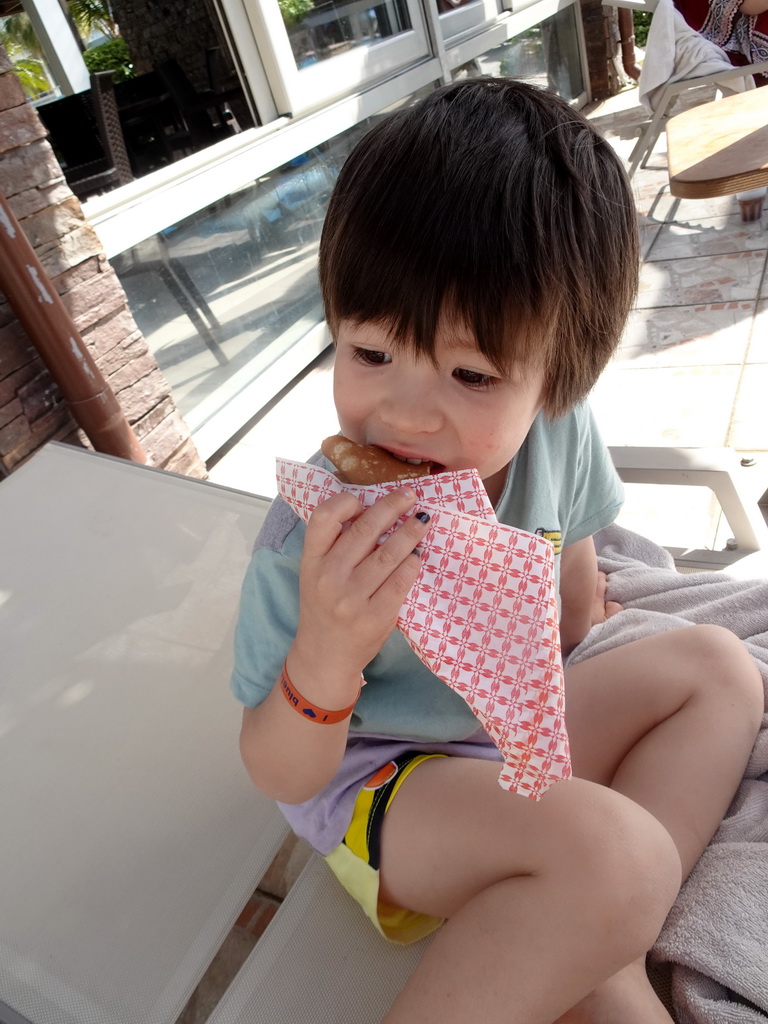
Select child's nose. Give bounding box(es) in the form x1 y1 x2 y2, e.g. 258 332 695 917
378 380 443 434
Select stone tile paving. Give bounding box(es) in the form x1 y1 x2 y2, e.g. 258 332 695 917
636 250 766 308
588 85 768 549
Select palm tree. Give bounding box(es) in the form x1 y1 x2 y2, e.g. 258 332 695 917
68 0 118 40
0 0 119 98
0 16 53 97
0 11 42 60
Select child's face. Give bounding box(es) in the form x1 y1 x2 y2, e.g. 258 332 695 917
333 318 546 504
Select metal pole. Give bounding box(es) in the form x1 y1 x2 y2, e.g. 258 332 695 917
618 8 641 81
0 189 148 464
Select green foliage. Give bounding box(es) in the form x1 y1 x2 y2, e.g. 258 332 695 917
1 12 43 61
278 0 316 27
0 14 54 97
68 0 118 40
1 0 131 95
83 37 135 81
9 55 52 97
634 10 652 47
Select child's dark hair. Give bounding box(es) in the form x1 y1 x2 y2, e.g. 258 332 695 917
319 77 638 418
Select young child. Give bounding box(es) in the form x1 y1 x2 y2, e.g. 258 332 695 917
232 78 763 1023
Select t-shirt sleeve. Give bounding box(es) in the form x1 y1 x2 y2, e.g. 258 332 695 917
562 404 624 547
230 502 304 708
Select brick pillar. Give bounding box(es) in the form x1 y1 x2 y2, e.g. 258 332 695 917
0 45 207 478
580 0 627 101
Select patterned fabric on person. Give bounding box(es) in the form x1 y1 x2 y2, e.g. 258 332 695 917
701 0 768 79
324 751 447 943
276 459 570 800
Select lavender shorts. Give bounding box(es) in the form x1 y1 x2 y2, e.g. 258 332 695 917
277 728 502 856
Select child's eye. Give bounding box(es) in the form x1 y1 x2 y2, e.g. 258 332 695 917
352 347 392 366
453 367 497 389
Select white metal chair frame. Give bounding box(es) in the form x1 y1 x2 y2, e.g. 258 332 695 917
610 445 768 570
603 0 768 176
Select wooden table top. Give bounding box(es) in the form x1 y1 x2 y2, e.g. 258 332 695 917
666 86 768 198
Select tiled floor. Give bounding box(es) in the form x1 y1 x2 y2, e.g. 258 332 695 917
188 82 768 1021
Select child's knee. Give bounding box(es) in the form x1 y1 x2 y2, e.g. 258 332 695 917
686 624 764 718
565 787 681 956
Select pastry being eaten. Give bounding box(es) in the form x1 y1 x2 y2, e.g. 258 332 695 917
321 435 433 485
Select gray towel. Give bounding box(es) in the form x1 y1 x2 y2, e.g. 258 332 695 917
571 524 768 1023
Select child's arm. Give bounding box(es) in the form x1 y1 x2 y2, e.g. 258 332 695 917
239 486 431 805
558 535 621 656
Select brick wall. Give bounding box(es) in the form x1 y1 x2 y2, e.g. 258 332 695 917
580 0 625 101
0 46 207 478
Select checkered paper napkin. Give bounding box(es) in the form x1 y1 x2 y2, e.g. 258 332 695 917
277 458 570 799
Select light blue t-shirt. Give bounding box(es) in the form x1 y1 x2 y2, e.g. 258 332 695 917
231 402 623 743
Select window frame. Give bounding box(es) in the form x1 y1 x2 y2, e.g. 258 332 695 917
83 57 443 258
20 0 90 94
443 0 589 105
241 0 433 116
438 0 502 41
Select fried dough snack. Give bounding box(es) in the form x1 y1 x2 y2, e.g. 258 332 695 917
321 435 432 485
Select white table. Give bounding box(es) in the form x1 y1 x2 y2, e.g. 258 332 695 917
0 444 288 1024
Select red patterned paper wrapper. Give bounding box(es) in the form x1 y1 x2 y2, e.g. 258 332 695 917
277 458 570 799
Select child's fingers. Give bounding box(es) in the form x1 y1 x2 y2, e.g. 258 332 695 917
369 539 426 614
303 491 366 559
359 509 432 589
342 487 420 557
308 486 418 566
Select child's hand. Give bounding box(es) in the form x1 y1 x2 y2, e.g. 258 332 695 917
288 487 431 703
592 570 623 626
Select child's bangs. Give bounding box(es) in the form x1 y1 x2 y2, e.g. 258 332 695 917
323 216 552 377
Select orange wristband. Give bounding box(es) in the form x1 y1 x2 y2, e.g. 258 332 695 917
279 661 360 724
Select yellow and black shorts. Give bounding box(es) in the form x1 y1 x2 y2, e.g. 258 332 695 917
324 751 446 944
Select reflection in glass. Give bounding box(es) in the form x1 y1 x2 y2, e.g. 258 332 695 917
280 0 412 69
436 0 478 13
112 127 368 435
453 6 584 103
105 0 254 179
0 12 57 101
111 87 432 444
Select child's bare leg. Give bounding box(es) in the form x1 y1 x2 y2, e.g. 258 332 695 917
378 757 680 1024
555 623 763 1022
565 624 763 878
554 960 673 1024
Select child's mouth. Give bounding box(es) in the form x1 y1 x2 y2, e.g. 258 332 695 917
390 452 445 475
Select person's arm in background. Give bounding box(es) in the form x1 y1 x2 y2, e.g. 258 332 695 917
738 0 768 15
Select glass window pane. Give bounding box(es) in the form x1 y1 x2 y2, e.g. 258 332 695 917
438 0 501 42
29 0 260 185
454 5 584 103
281 0 413 69
0 13 58 101
112 149 337 431
111 85 432 442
